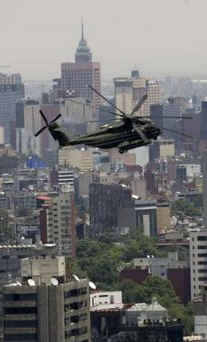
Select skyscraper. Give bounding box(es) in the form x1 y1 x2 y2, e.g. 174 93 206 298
0 73 24 145
40 191 76 257
89 183 133 236
61 22 101 114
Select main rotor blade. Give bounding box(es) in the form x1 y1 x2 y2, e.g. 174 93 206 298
50 113 62 123
35 126 47 137
162 127 192 139
108 111 126 119
86 120 102 123
39 110 48 126
130 94 148 116
88 84 127 117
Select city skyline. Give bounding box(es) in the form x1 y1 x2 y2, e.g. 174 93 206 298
1 0 207 81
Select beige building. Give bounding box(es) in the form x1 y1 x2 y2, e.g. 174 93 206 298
59 148 94 172
131 178 146 199
2 256 90 342
159 140 175 159
114 78 133 115
23 103 42 156
24 103 41 136
108 149 136 165
157 203 171 234
114 71 160 118
60 97 93 124
21 256 66 285
0 127 4 145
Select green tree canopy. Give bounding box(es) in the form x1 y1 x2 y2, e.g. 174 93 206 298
171 199 201 217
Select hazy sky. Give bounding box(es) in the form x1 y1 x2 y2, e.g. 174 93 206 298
1 0 207 81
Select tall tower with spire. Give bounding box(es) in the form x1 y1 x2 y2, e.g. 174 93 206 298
75 20 92 63
60 20 101 112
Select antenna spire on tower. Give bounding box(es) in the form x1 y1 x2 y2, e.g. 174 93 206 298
81 17 84 41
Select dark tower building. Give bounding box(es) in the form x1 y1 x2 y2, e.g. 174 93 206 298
89 183 132 236
150 104 163 131
61 21 101 113
200 101 207 139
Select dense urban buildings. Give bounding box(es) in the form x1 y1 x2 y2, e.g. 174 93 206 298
2 22 207 342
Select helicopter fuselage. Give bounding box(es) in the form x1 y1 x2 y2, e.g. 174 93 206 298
50 118 161 151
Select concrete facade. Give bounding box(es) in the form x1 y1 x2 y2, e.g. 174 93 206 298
189 229 207 300
40 191 76 257
2 279 90 342
114 72 160 118
59 148 94 172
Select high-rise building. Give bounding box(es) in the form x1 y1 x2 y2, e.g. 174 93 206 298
89 183 132 236
133 199 158 237
189 229 207 301
150 104 163 131
2 256 91 342
40 191 76 257
58 168 75 190
60 22 101 113
0 73 24 145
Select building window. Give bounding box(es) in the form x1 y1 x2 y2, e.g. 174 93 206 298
4 293 37 301
4 333 37 341
4 320 37 328
197 236 207 241
4 307 37 315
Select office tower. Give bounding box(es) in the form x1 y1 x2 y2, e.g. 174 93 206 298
39 103 60 157
114 77 133 115
176 166 187 186
60 22 101 113
2 256 91 342
150 104 163 131
203 151 207 228
16 100 43 156
189 229 207 301
58 168 75 190
114 70 160 117
89 183 132 236
0 73 24 145
40 191 76 257
133 199 158 236
149 139 175 163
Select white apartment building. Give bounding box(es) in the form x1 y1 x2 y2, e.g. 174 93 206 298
58 168 75 191
190 229 207 300
90 291 123 308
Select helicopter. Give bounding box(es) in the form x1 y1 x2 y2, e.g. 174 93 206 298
35 85 192 154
